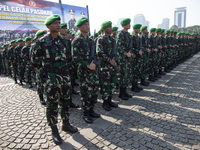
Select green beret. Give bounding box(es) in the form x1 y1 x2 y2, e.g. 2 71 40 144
101 21 112 30
17 38 23 42
25 37 32 42
95 33 98 37
120 18 131 26
10 40 15 44
112 26 118 31
174 31 177 34
77 31 81 35
161 29 165 33
45 15 61 25
35 30 46 37
171 30 174 33
133 24 142 29
89 35 94 39
140 26 147 32
61 22 67 28
98 30 101 34
67 29 71 34
71 33 75 36
75 17 88 26
177 32 181 36
150 28 156 32
165 30 170 34
156 28 161 32
2 44 8 47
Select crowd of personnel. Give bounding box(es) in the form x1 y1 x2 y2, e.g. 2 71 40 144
0 15 199 145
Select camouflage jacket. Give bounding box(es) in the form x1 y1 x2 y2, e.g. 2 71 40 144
140 34 149 52
149 35 157 49
96 34 119 70
31 33 72 70
21 45 31 63
132 33 143 55
14 45 23 64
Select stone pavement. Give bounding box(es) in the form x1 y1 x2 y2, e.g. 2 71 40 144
0 53 200 150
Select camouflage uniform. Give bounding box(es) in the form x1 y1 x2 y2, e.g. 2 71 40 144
96 34 118 103
21 45 32 85
72 34 99 113
31 33 72 126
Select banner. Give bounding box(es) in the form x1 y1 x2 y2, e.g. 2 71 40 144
0 0 88 32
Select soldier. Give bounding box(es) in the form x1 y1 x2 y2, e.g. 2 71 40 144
96 21 119 111
116 18 132 100
14 39 24 85
72 17 100 123
8 40 17 79
164 30 172 73
31 15 78 145
131 23 143 92
140 26 150 86
31 30 46 106
21 37 33 88
68 9 78 32
60 22 79 108
111 26 118 38
1 44 9 76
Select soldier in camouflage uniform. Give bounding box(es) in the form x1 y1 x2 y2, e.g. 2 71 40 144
21 37 33 88
72 17 100 124
30 30 46 105
31 15 78 145
140 26 150 86
96 21 119 111
131 24 144 92
1 44 9 75
116 18 132 100
8 40 17 79
13 39 24 85
60 22 79 108
164 30 172 73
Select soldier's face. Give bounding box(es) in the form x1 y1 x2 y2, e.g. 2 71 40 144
71 14 75 19
19 41 23 47
104 26 112 35
134 28 140 34
78 22 89 33
151 32 155 36
60 27 67 36
123 24 130 30
112 31 117 36
47 20 61 32
143 29 147 34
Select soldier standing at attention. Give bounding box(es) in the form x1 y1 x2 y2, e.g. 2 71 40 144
60 22 79 108
96 21 119 111
31 15 78 145
116 18 132 100
21 37 33 88
72 17 100 124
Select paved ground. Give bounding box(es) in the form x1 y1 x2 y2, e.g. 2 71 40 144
0 53 200 150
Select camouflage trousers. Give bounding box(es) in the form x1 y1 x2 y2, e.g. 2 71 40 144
140 53 149 79
12 62 18 79
44 72 71 126
119 58 132 88
78 67 99 112
148 52 157 76
132 56 142 83
25 63 32 84
19 62 25 81
99 69 117 101
36 69 44 96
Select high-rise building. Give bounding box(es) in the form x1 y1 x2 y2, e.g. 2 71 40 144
133 14 150 30
158 18 170 29
174 7 186 28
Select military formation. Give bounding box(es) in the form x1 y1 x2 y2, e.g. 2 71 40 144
0 15 200 145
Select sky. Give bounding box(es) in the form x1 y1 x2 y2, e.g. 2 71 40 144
49 0 200 33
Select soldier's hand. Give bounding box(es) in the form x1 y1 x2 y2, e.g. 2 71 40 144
147 49 151 53
160 46 162 49
154 48 158 52
139 50 143 56
87 61 96 70
126 51 132 58
109 58 116 66
165 45 167 48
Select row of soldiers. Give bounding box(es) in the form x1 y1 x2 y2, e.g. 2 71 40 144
0 15 200 145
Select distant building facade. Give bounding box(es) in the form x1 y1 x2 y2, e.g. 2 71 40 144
158 18 170 29
133 14 150 30
174 7 186 28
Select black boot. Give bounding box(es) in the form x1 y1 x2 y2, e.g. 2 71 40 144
140 78 150 86
164 67 170 73
14 77 17 84
148 75 156 82
119 87 129 100
102 100 112 111
70 98 79 108
154 72 162 78
83 111 93 124
159 69 166 75
51 125 62 145
116 83 119 89
131 82 140 92
124 87 132 98
19 80 23 85
108 96 118 108
28 83 33 88
136 82 143 91
39 94 46 106
89 109 101 118
62 121 78 133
